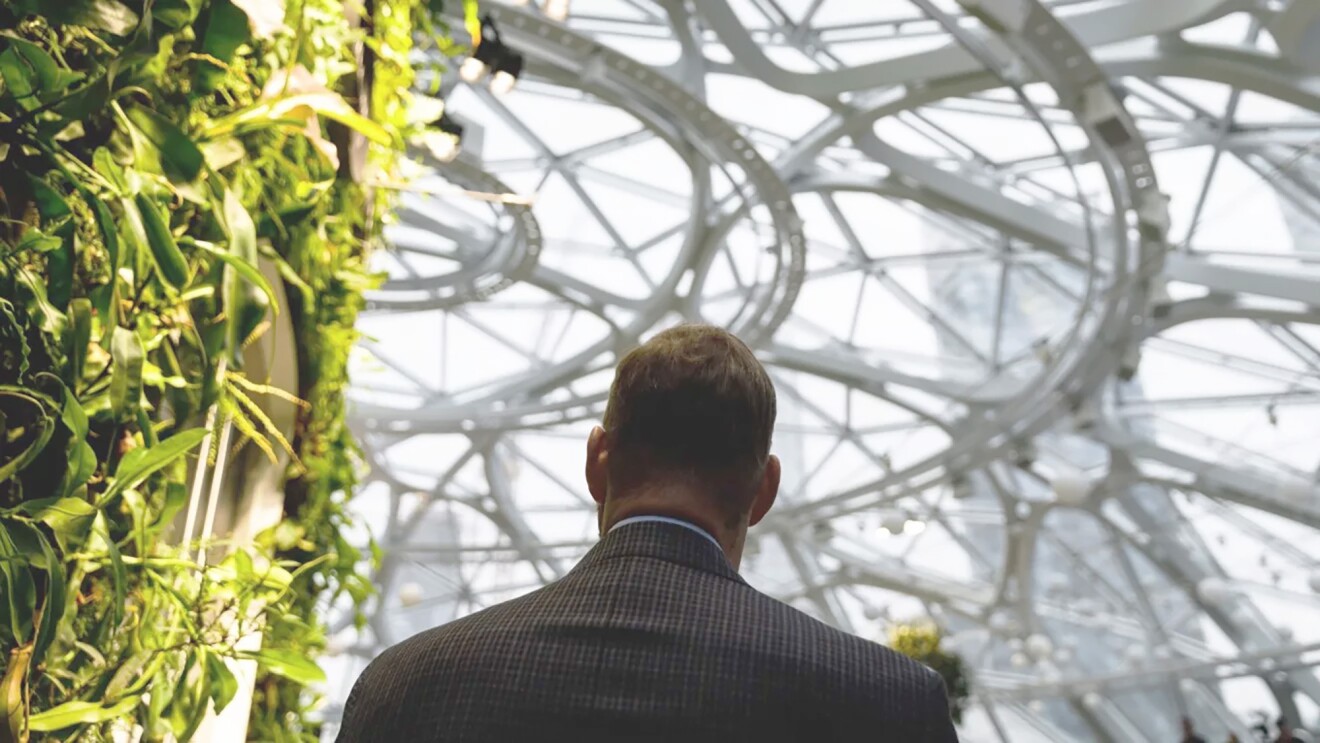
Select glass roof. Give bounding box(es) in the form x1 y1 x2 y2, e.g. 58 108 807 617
321 2 1320 740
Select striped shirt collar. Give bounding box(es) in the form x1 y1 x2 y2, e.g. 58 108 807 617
610 515 722 552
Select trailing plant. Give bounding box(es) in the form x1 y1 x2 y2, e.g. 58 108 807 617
889 622 971 724
0 0 467 739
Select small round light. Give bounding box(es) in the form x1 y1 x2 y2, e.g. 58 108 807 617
1026 633 1054 661
490 70 518 96
460 57 488 83
543 0 570 21
398 582 424 607
429 134 460 163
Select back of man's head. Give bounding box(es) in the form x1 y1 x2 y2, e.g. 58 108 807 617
602 324 776 522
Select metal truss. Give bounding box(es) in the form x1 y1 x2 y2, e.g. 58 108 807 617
321 2 1320 741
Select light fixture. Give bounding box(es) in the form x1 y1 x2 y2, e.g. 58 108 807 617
459 56 489 84
489 50 524 97
1025 633 1053 661
460 14 503 83
462 15 526 98
427 113 464 163
880 512 907 535
543 0 570 22
398 582 424 607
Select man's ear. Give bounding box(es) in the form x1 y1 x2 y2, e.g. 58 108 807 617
748 454 780 527
586 426 609 506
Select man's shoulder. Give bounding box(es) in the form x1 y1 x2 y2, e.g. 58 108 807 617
379 587 547 660
748 588 942 687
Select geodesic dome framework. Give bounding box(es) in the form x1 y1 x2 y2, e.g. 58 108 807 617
322 2 1320 740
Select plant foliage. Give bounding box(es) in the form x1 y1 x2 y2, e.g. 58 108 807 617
889 622 972 724
0 0 465 739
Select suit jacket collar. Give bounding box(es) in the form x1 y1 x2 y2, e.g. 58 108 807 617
572 520 746 585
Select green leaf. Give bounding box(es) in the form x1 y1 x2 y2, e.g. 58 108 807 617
2 518 44 566
53 68 115 121
205 652 239 711
96 516 126 626
27 175 71 221
17 0 142 35
101 427 207 504
47 234 74 311
32 498 97 554
145 664 174 733
27 696 141 732
201 237 277 312
194 0 252 93
207 92 392 146
103 647 152 700
0 36 81 108
58 388 97 499
0 297 30 381
153 481 188 532
109 326 144 421
11 228 61 255
79 0 140 34
126 106 204 184
31 525 65 666
93 148 130 195
14 264 67 336
152 0 206 29
0 45 36 109
0 521 35 643
176 649 211 741
66 298 91 386
133 194 190 288
238 648 326 685
86 193 123 344
0 387 58 482
222 189 258 265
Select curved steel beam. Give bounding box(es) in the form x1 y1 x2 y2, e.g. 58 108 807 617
694 0 1242 98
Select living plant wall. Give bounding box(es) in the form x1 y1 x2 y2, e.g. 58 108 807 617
0 0 467 739
890 622 972 724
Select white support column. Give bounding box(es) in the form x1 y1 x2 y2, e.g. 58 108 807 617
191 257 301 743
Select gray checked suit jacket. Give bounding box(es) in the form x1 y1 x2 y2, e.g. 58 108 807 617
336 520 959 741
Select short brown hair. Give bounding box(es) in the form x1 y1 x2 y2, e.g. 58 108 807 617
602 324 776 515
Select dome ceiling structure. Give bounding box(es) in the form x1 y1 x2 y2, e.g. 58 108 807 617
323 2 1320 740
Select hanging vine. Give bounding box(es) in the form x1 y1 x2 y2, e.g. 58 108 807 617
0 0 467 739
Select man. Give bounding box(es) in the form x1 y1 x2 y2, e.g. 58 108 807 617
337 324 959 741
